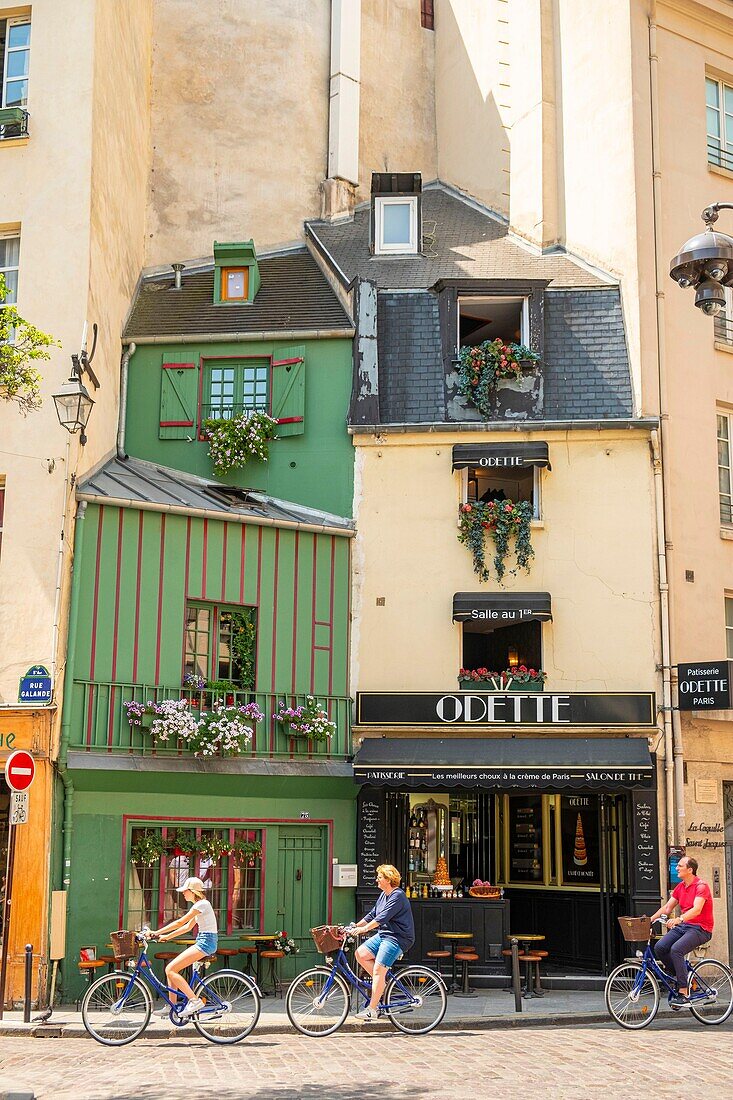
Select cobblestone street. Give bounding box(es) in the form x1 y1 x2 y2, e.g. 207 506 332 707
0 1019 730 1100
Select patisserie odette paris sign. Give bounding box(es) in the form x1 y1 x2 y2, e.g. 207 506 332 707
356 692 656 728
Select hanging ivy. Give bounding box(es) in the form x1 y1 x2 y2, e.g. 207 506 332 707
230 609 257 689
457 340 539 418
458 499 535 583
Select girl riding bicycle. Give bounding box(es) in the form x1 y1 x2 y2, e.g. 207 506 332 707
147 875 218 1018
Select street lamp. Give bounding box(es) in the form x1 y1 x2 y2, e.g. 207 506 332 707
670 203 733 316
51 323 100 445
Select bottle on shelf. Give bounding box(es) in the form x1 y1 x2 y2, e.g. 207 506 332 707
410 811 418 828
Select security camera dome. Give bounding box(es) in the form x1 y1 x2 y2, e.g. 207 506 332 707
670 228 733 288
695 278 726 316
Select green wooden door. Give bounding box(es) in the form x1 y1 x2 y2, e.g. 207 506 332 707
275 825 327 976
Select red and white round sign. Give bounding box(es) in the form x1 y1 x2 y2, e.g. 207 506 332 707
4 749 35 792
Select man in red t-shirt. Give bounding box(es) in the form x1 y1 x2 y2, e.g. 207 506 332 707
650 856 714 1001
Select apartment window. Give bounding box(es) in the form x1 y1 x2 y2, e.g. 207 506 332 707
727 598 733 659
374 196 419 254
0 19 30 108
127 823 262 934
221 267 249 302
459 295 528 349
421 1 435 30
707 76 733 172
463 461 540 520
716 287 733 347
718 413 733 523
0 478 5 562
203 360 268 422
0 233 19 302
184 603 257 688
462 618 543 678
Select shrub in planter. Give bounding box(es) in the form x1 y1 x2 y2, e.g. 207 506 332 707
457 340 539 419
203 411 278 475
458 499 534 583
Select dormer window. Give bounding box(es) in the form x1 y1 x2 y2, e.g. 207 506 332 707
221 266 249 301
213 240 261 305
371 173 421 256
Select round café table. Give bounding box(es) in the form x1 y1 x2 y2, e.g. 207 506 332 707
506 933 546 997
240 934 277 992
435 932 473 993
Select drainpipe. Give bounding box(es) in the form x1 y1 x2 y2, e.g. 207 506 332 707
58 500 87 891
50 434 72 685
651 430 675 847
116 342 136 460
649 5 684 845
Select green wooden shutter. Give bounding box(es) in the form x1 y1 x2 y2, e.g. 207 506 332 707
159 362 198 440
271 345 305 437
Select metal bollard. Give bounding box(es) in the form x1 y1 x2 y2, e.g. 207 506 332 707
510 937 522 1013
23 944 32 1024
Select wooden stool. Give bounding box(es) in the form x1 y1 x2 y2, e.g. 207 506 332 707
98 955 116 973
521 953 545 999
425 949 451 980
260 949 285 997
239 946 257 977
76 960 106 1008
216 947 239 968
454 952 479 998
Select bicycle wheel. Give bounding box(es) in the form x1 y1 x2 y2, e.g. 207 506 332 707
192 969 261 1044
81 971 152 1046
604 962 659 1030
688 958 733 1025
385 966 447 1035
286 967 350 1036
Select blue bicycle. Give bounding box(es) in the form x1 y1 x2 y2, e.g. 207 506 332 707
81 929 261 1046
605 916 733 1029
285 925 447 1036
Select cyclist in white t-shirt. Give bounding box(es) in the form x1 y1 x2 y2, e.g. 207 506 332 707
147 876 219 1018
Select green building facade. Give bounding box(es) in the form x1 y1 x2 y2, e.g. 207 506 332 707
59 246 358 996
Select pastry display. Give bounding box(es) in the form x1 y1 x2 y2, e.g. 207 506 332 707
573 813 588 867
432 856 452 890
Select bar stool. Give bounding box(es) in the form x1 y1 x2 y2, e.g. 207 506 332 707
425 949 452 980
521 953 545 998
76 960 106 1009
98 954 116 974
454 950 479 998
154 950 178 979
239 945 257 977
260 949 285 997
216 946 240 969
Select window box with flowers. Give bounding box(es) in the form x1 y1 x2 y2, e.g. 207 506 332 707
457 340 541 420
203 410 279 476
123 697 264 757
274 696 336 748
459 667 546 692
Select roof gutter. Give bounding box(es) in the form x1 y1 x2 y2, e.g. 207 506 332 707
122 327 354 346
75 492 355 538
349 417 660 435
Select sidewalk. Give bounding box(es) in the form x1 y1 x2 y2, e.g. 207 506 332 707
0 988 674 1037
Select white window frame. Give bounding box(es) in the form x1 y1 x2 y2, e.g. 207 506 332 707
718 411 733 525
0 229 19 306
726 595 733 659
459 464 542 521
706 75 733 171
374 195 418 255
2 18 31 110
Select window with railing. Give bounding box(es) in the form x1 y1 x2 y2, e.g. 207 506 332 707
0 18 30 138
202 361 268 422
127 824 262 934
718 412 733 524
184 603 257 688
707 76 733 172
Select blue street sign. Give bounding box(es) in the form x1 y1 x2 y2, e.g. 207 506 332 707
18 665 53 705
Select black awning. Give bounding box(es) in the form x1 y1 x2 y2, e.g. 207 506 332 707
453 591 552 625
353 737 654 791
452 442 551 472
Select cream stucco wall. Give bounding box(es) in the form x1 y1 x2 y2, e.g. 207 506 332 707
351 430 660 694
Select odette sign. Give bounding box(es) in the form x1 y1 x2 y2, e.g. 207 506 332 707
356 692 656 728
677 661 733 711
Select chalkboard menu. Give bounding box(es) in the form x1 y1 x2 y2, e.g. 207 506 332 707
631 790 660 896
357 788 386 888
509 795 543 882
560 795 600 886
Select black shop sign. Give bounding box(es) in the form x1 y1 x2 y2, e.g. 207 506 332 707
356 692 655 728
677 661 733 710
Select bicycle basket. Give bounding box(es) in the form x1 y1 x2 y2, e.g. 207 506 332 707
310 925 344 953
110 929 138 959
617 915 651 942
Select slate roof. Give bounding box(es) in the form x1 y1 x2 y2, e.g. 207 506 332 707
124 248 353 339
77 455 354 535
306 184 608 290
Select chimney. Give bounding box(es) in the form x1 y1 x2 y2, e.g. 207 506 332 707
322 0 361 221
171 262 185 290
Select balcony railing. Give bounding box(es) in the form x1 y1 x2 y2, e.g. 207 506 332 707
0 107 29 140
68 681 352 761
708 141 733 173
714 311 733 347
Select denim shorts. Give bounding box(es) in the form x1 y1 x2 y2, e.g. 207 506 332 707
362 933 403 968
195 932 218 955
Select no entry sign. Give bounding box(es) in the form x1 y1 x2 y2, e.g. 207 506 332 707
4 749 35 792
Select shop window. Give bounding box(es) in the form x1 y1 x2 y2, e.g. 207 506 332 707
498 794 606 889
127 824 262 935
184 603 257 689
462 461 540 519
0 477 5 562
462 618 542 676
706 75 733 172
202 360 269 422
459 295 528 349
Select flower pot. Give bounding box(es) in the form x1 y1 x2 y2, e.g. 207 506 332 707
459 678 500 690
505 680 544 692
